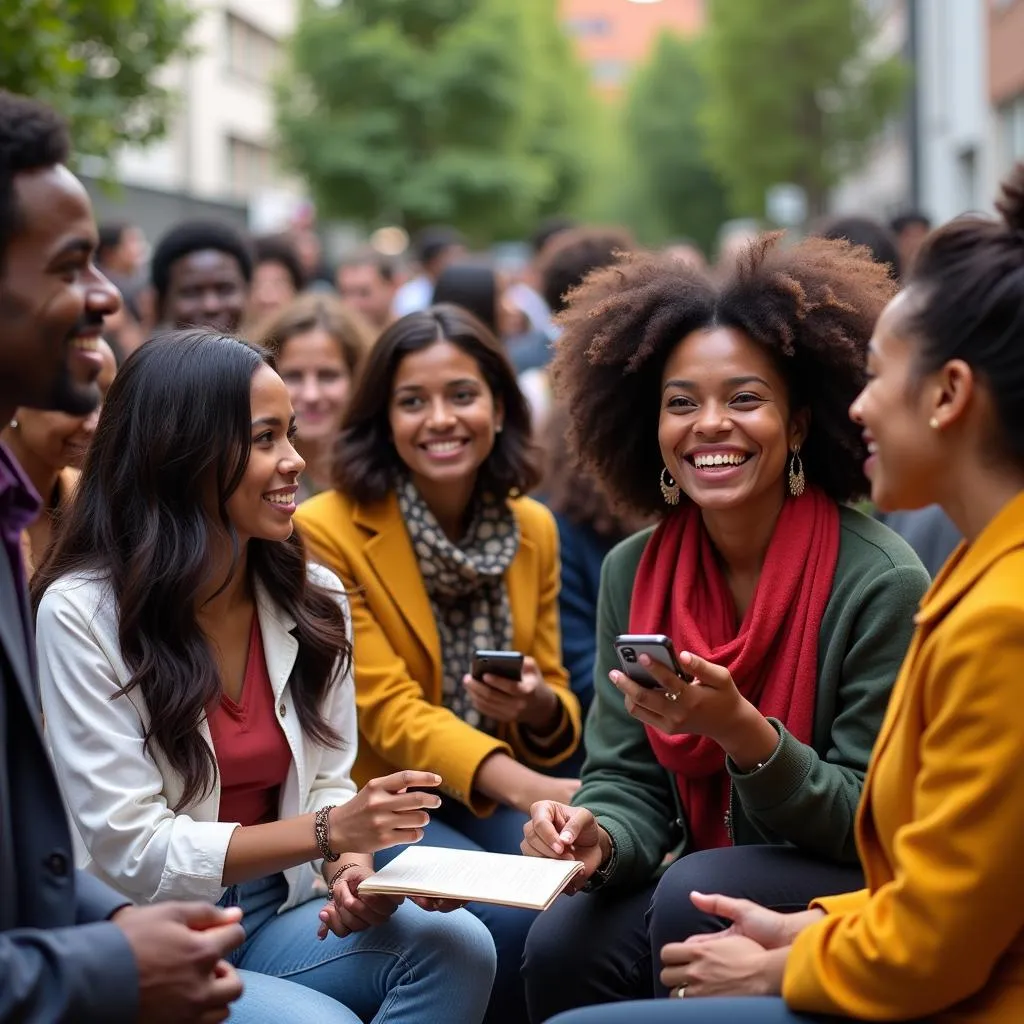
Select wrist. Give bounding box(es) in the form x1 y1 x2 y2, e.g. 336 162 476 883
756 946 790 996
718 701 780 770
522 682 560 730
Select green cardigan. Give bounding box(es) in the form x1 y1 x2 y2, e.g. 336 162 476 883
576 505 930 890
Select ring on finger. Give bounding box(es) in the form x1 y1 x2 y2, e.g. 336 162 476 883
664 691 679 702
671 985 687 998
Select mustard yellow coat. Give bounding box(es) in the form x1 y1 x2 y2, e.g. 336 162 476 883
295 489 580 815
785 490 1024 1022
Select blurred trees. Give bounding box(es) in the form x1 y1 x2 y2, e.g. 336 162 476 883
620 33 731 254
0 0 194 165
277 0 600 244
701 0 907 218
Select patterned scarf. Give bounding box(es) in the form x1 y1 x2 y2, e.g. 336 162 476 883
397 475 519 734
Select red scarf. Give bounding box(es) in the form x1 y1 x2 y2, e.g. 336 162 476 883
630 488 839 850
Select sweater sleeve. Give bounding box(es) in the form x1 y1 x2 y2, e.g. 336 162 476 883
729 561 928 863
784 602 1024 1019
571 538 677 889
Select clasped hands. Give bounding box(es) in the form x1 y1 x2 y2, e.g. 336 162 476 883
659 892 823 999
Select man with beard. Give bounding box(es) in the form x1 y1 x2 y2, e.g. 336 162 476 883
0 90 246 1023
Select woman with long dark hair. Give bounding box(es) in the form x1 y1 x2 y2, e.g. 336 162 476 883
32 330 496 1024
295 304 581 1024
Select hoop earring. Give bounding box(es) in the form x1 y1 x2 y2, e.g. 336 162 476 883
659 467 680 505
788 446 806 498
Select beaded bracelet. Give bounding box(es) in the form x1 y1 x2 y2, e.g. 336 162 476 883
314 805 340 863
328 863 363 902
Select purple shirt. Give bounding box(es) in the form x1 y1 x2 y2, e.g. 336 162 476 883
0 442 41 632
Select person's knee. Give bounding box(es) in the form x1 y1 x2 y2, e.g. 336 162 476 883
650 849 740 946
418 906 498 983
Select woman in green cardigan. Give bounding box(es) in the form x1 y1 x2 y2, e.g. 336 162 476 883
521 235 930 1020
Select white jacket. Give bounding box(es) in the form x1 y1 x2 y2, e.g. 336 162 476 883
36 563 358 912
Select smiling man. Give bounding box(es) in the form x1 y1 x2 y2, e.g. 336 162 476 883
0 90 246 1023
150 218 253 334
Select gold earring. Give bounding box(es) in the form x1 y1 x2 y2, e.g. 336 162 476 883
788 446 806 498
929 417 939 429
659 467 680 505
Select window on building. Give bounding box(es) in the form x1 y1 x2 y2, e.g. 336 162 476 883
226 13 281 85
227 136 275 198
997 94 1024 172
563 16 612 37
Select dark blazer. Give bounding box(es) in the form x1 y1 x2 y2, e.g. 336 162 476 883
0 545 138 1022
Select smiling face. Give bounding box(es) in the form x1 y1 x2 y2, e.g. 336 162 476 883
388 339 502 501
659 326 805 513
11 337 118 473
0 165 121 418
276 328 352 447
849 291 945 512
162 249 248 333
223 364 305 545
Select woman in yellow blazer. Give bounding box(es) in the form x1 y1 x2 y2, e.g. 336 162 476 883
295 304 580 1024
543 165 1024 1024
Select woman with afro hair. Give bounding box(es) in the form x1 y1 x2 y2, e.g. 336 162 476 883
521 233 930 1019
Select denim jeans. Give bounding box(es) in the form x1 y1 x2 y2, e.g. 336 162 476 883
218 873 496 1024
377 798 534 1024
546 997 844 1024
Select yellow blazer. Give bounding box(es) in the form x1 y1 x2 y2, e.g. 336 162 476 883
785 490 1024 1023
295 489 580 815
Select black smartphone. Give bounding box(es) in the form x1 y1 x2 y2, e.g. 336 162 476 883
613 634 693 689
470 649 524 683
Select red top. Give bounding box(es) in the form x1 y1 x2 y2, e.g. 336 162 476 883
208 615 292 826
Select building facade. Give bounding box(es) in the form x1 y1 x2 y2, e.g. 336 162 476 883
88 0 303 240
990 0 1024 176
560 0 704 96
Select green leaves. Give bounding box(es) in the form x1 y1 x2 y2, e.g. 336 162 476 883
277 0 600 243
700 0 908 219
621 33 732 253
0 0 194 170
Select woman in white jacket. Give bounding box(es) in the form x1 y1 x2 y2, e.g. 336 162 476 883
33 329 496 1024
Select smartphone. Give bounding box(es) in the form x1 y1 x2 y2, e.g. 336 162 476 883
613 634 693 689
470 649 524 683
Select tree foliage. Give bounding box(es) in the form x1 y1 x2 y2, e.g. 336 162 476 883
621 33 731 254
0 0 194 165
701 0 907 218
277 0 599 242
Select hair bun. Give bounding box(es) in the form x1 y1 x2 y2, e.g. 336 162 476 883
995 161 1024 235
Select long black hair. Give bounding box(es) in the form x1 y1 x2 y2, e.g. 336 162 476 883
32 329 350 810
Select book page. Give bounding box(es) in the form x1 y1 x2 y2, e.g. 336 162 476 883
358 846 584 911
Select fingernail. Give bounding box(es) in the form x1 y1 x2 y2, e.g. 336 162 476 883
560 831 573 842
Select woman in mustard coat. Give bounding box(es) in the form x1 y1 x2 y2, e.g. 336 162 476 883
544 166 1024 1024
295 304 580 1024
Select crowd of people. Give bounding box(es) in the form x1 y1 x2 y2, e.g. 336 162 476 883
3 85 1024 1024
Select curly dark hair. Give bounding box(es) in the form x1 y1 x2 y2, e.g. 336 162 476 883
542 402 651 541
552 233 896 516
333 304 541 505
0 91 70 271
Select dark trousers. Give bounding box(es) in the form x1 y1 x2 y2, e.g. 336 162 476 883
523 845 863 1024
377 797 532 1024
546 996 845 1024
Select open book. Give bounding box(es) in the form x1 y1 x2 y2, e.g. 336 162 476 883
357 846 585 911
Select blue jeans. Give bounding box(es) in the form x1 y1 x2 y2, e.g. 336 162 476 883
546 997 844 1024
218 873 496 1023
377 798 534 1024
